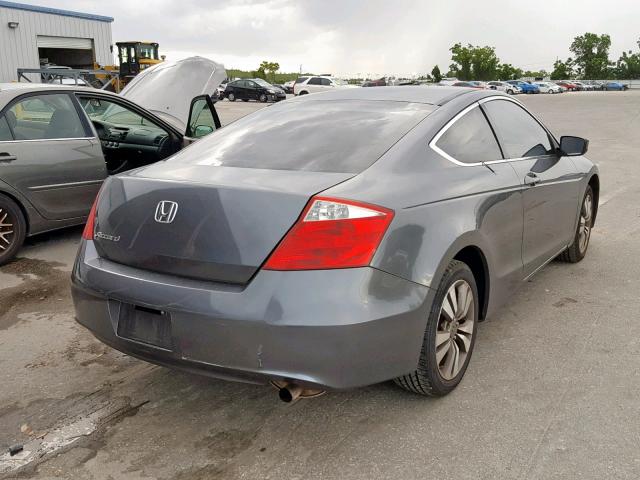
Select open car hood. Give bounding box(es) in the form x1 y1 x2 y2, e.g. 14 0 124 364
120 56 226 133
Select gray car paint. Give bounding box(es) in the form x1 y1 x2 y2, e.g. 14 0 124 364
71 86 599 389
0 83 214 237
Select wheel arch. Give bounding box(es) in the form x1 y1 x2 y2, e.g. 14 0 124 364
453 245 490 321
588 173 600 226
0 188 30 235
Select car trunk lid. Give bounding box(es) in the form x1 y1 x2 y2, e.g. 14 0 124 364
93 167 352 284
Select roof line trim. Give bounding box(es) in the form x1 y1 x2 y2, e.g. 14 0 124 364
0 1 114 22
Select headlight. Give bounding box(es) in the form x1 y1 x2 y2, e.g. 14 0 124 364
268 89 275 94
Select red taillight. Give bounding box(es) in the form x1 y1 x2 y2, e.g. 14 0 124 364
264 196 394 271
82 196 98 240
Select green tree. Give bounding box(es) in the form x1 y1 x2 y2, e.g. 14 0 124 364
449 43 473 80
431 65 442 83
449 43 500 80
496 63 523 80
570 33 611 79
614 39 640 79
259 61 280 82
523 70 548 79
550 58 574 80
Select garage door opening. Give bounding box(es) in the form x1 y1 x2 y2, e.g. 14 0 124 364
37 36 95 69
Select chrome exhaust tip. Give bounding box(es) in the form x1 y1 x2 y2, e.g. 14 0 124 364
271 381 325 403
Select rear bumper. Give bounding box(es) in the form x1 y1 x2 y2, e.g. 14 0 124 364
72 241 433 389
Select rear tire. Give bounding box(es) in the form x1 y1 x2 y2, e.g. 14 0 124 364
228 93 236 102
0 194 26 266
298 90 308 96
394 260 479 396
558 185 594 263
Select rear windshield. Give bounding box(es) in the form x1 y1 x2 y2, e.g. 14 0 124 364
173 100 434 173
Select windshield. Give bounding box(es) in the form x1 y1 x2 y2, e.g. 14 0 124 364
167 100 434 174
253 78 272 87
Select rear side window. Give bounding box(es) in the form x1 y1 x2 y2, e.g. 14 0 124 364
434 106 502 164
295 77 308 84
482 100 553 158
172 100 434 173
7 93 86 140
320 78 332 86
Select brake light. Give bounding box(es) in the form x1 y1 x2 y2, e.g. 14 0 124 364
82 196 99 240
264 197 394 270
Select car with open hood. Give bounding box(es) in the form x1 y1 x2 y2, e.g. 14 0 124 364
0 56 225 264
71 86 599 400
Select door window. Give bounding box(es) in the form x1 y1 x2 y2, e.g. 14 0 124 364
307 77 322 85
320 78 332 86
482 100 553 158
434 106 502 164
0 115 12 141
7 93 86 140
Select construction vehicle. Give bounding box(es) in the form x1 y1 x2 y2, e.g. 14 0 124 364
95 42 164 91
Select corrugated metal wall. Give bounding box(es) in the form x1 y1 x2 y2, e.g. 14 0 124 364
0 6 113 82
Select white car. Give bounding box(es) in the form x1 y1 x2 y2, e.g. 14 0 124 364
438 78 459 86
535 82 563 94
487 81 521 94
293 76 356 95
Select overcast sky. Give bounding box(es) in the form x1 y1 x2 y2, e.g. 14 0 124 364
20 0 640 76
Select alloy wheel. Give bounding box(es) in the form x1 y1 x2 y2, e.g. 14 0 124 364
435 279 475 380
0 207 14 252
578 192 593 254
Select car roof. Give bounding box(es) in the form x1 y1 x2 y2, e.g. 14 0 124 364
0 82 102 94
293 86 490 106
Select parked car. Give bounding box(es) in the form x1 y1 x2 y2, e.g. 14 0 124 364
362 77 387 87
72 86 598 400
506 80 540 94
487 81 520 94
216 79 228 100
293 76 356 95
555 81 577 91
535 82 563 94
603 81 627 91
0 57 224 265
468 81 489 89
438 78 459 86
224 78 286 102
452 81 480 88
283 80 295 94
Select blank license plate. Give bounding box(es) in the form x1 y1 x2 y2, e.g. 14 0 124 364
117 304 172 350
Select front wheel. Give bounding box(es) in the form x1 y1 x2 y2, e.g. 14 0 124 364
227 93 236 102
0 194 27 266
558 185 594 263
259 93 268 103
394 260 479 396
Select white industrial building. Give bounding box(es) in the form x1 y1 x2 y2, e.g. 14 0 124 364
0 1 113 82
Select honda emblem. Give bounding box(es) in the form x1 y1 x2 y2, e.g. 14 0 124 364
154 201 179 224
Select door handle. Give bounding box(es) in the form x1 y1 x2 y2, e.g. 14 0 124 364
524 172 541 186
0 153 17 163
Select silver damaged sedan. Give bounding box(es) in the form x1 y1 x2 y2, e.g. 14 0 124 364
72 86 599 399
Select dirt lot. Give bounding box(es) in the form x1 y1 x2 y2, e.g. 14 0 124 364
1 91 639 479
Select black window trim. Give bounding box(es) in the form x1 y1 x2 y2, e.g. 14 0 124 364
429 96 559 167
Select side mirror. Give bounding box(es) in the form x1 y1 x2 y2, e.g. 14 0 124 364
559 136 589 156
194 125 214 137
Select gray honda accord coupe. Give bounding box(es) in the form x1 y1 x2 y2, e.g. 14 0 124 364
72 86 599 399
